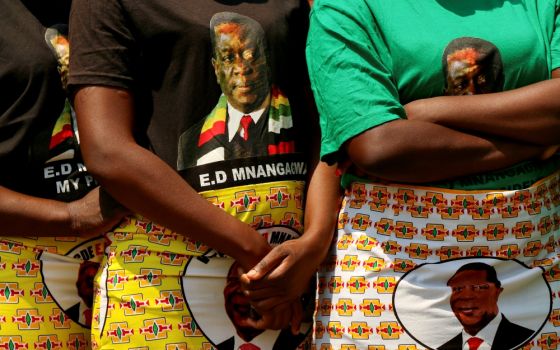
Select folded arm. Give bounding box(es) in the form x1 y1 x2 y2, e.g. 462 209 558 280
346 118 546 183
350 70 560 183
73 86 270 271
307 2 558 184
404 70 560 146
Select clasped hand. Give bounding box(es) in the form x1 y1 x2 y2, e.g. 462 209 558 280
237 237 319 334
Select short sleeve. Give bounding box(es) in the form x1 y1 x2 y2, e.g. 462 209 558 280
68 0 138 90
551 0 560 70
306 0 404 163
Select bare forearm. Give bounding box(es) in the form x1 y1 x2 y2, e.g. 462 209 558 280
405 77 560 145
239 163 341 315
91 143 268 265
74 87 269 270
301 91 340 260
1 186 126 237
346 119 544 183
0 187 72 236
302 161 340 261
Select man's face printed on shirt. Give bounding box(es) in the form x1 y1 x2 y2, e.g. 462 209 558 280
212 19 271 114
448 269 503 335
442 37 504 96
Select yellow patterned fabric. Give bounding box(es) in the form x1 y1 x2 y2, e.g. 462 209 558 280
92 180 312 349
314 172 560 350
0 235 105 349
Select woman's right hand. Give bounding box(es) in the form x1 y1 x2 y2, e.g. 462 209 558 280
66 186 128 238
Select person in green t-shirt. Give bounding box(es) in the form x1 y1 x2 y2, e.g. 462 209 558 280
303 0 560 349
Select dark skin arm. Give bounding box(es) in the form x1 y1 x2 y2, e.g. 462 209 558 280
239 86 341 331
240 161 340 332
346 73 560 183
404 70 560 146
0 186 125 237
73 86 270 271
347 119 545 183
347 70 560 183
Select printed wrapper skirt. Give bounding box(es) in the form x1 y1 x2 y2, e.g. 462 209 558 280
314 171 560 350
0 235 105 349
91 180 313 349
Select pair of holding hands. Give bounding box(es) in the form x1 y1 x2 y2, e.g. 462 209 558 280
238 235 322 334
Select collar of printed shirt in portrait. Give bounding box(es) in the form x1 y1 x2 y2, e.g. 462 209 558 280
233 329 280 350
227 102 265 142
461 313 502 350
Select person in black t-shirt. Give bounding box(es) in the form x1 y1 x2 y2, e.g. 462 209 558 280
0 0 124 239
69 0 339 338
0 0 126 342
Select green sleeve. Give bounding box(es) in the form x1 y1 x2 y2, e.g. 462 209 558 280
306 0 405 164
552 0 560 71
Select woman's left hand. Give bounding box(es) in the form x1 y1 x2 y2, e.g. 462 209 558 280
240 235 320 312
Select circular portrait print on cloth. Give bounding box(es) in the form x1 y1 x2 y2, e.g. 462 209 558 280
181 226 313 350
39 237 104 328
394 257 550 350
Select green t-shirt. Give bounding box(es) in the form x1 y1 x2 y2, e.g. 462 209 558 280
307 0 560 190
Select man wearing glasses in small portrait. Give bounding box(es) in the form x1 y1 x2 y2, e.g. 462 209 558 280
438 262 535 350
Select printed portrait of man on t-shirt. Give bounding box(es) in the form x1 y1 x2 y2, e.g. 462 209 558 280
177 12 296 170
442 37 504 96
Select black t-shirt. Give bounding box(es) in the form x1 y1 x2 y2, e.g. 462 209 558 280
0 0 95 200
68 0 313 185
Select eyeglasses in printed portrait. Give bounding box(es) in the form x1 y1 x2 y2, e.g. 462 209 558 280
393 258 550 350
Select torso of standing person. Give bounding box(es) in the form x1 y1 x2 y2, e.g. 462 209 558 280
68 0 312 176
68 3 314 348
308 0 560 190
